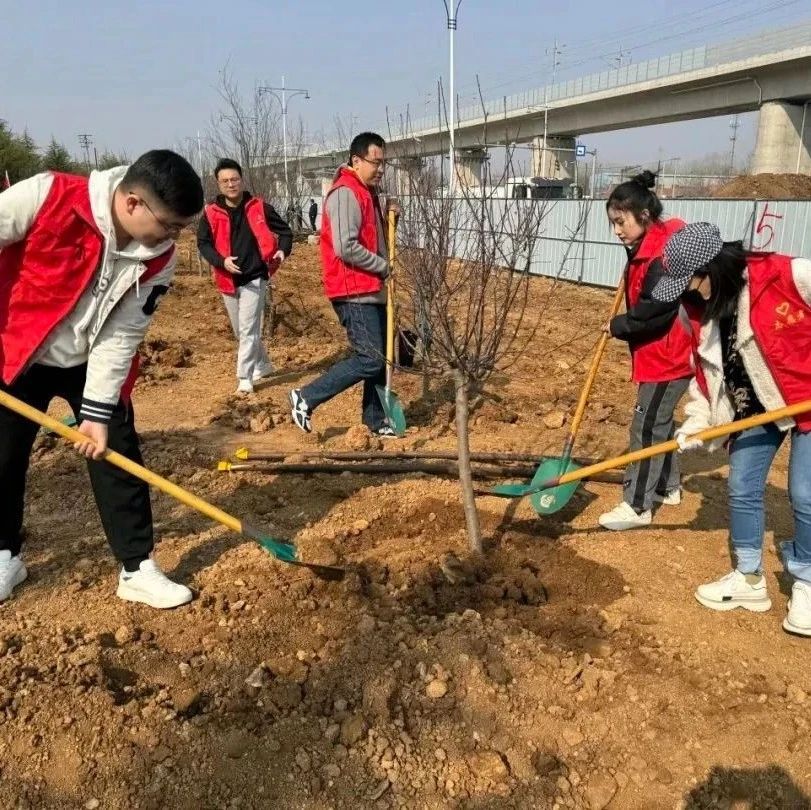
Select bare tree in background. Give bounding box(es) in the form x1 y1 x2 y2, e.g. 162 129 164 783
388 87 587 553
207 65 285 207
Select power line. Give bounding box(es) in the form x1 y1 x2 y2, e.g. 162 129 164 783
454 0 803 99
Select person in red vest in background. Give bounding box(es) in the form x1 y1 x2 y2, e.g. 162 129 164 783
288 132 398 437
653 222 811 636
598 171 691 531
197 159 292 394
0 150 203 608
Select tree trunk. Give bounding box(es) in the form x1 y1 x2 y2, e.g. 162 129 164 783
453 368 482 553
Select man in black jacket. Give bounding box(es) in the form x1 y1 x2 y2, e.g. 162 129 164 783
197 159 293 393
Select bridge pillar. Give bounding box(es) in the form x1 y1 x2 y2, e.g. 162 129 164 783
453 148 487 189
751 100 811 175
531 135 576 179
391 156 425 196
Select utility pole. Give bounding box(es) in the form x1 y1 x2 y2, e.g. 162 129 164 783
259 78 310 205
442 0 463 194
728 114 740 174
589 149 598 198
541 40 564 178
78 134 93 171
670 157 681 199
196 131 204 178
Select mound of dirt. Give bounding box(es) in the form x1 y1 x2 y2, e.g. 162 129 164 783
712 173 811 199
210 394 288 433
137 338 194 385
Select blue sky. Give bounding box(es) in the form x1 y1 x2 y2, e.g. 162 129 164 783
2 0 808 170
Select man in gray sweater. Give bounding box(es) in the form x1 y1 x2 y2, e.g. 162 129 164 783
289 132 396 436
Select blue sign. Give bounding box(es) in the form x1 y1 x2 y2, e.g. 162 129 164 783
575 144 587 158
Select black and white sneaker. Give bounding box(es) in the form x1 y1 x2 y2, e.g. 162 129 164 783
373 424 397 439
289 389 312 433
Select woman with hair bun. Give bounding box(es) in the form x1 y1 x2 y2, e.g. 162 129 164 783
598 170 693 531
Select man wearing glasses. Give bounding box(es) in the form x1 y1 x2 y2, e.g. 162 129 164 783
0 150 203 608
197 158 292 394
289 132 397 437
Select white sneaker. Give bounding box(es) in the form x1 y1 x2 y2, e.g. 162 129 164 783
784 581 811 636
695 570 771 613
373 424 398 439
0 550 27 602
655 488 682 506
235 378 254 395
252 362 275 383
598 501 652 531
289 389 312 433
117 559 193 609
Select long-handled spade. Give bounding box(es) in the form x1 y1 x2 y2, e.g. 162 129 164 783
375 209 407 437
0 390 345 581
486 400 811 516
491 276 626 514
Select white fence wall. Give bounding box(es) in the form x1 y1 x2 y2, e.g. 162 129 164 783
423 198 811 289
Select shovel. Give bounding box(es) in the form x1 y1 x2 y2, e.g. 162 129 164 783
0 390 344 581
375 209 407 437
492 276 626 513
487 399 811 516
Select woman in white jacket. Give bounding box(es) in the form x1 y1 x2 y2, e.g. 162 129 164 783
651 222 811 637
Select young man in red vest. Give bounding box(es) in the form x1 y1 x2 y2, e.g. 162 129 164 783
655 222 811 635
289 132 396 436
197 159 292 394
0 150 203 607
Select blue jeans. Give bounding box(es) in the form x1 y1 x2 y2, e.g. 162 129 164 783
728 423 811 584
301 302 387 431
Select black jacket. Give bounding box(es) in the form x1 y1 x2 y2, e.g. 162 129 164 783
609 253 680 342
197 193 293 287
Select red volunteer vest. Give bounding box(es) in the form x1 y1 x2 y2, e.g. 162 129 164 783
685 253 811 432
0 172 174 397
624 218 693 383
320 167 385 300
204 196 280 295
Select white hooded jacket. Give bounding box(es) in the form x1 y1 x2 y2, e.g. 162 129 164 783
0 167 177 422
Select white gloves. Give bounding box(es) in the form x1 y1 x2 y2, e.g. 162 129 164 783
675 431 705 453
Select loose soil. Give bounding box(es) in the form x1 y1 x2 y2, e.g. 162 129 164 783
712 173 811 200
2 242 808 810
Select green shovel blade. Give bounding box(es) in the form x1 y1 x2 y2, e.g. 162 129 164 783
375 385 407 437
258 536 298 563
489 481 536 498
529 457 581 516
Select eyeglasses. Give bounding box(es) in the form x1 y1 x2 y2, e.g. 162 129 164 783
139 197 185 237
357 156 386 169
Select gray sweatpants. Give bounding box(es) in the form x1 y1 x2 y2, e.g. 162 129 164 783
623 378 690 512
222 278 272 381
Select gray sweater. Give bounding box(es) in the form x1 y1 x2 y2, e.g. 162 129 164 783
325 186 389 305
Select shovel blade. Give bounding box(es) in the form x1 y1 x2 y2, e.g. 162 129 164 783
488 482 535 498
528 457 581 516
257 536 345 580
375 385 407 437
258 536 298 563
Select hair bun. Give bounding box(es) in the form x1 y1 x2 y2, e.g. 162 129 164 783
631 170 657 189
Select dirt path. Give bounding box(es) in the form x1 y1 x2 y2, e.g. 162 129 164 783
1 244 807 810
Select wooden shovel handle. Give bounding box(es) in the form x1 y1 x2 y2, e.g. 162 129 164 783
0 389 243 536
563 275 626 453
554 399 811 489
385 209 397 380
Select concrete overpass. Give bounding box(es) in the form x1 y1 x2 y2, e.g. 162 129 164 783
290 20 811 185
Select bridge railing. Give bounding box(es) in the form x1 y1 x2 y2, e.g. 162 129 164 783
298 19 811 159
